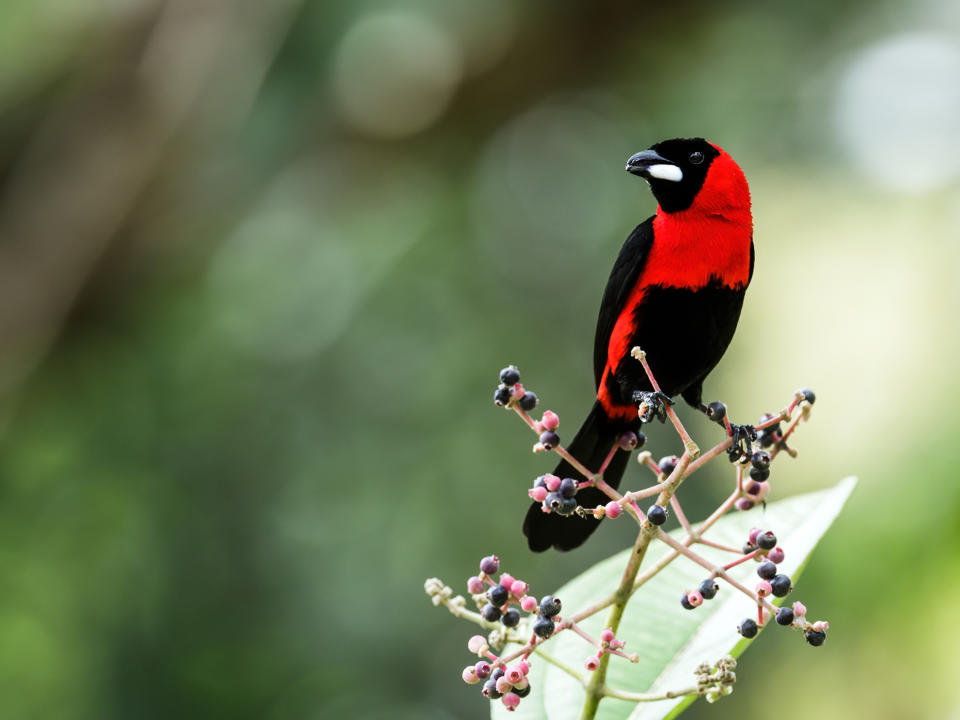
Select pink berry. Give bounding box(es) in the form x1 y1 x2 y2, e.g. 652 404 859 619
468 635 487 655
812 620 830 632
605 501 622 519
511 383 525 399
544 474 561 492
517 660 530 676
521 596 537 612
502 693 521 711
600 628 615 643
618 431 639 450
506 666 524 684
736 498 755 511
755 580 773 598
467 576 485 594
687 590 704 607
510 580 528 597
462 666 479 684
474 660 492 679
496 676 513 694
748 528 762 545
767 547 785 563
540 410 559 430
584 656 599 671
480 555 499 575
792 601 807 617
529 486 548 502
499 573 515 589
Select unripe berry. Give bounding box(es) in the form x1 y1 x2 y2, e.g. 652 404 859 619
735 498 755 511
698 579 719 600
812 620 830 632
706 401 727 422
747 481 770 500
480 556 500 575
502 692 521 710
529 485 548 502
767 547 785 564
540 410 559 430
755 580 773 598
475 660 492 679
539 595 562 617
501 608 520 627
605 501 622 519
658 455 679 475
499 573 515 589
805 629 826 647
792 601 807 618
510 580 528 597
499 366 520 386
559 477 577 499
483 678 502 699
518 392 538 411
757 561 777 580
532 616 555 638
618 431 639 450
770 574 792 597
521 596 537 612
487 584 509 606
757 531 777 550
544 474 562 492
751 450 771 469
600 628 616 643
686 590 704 608
539 430 560 450
482 603 502 622
517 660 530 676
738 618 758 638
585 656 599 671
647 504 667 525
468 636 487 655
496 676 513 695
463 666 480 684
748 528 762 545
467 576 485 594
776 607 795 626
506 666 524 685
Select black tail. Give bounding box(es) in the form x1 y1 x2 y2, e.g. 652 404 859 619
523 401 636 552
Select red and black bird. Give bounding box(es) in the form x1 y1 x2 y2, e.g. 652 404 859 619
523 138 754 552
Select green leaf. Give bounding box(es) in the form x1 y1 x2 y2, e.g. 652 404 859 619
492 477 856 720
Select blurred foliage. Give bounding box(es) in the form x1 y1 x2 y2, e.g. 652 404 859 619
0 1 959 719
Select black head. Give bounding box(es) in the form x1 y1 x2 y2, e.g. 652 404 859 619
625 138 722 213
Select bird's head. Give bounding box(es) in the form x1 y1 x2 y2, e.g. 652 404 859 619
626 138 750 216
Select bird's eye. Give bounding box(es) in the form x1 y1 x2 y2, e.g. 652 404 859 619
688 151 704 165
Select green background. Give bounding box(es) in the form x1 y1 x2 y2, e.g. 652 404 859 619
1 1 958 718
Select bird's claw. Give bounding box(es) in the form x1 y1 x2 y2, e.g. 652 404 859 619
726 423 758 459
632 390 674 423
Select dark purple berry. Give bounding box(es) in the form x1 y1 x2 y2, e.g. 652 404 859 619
745 481 763 496
698 579 719 600
751 451 771 469
799 388 816 404
805 629 826 646
742 541 757 554
727 445 744 462
480 555 500 575
618 431 639 450
543 492 563 513
757 561 777 580
539 595 561 617
559 477 577 499
501 608 520 627
487 584 509 606
557 496 577 516
499 366 520 386
706 401 727 422
494 387 512 406
534 475 547 489
757 531 777 550
518 392 538 411
475 661 492 679
770 574 792 597
482 603 502 622
514 682 531 698
776 607 795 626
539 430 560 450
647 504 667 525
492 667 505 680
749 466 770 482
482 678 502 699
658 455 679 475
533 616 555 638
680 592 694 610
738 618 758 638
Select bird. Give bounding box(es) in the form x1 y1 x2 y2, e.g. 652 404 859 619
523 138 754 552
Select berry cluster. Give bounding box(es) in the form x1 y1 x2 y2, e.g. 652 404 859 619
681 578 720 609
467 556 539 630
582 627 632 671
462 636 532 711
529 474 578 516
493 366 539 412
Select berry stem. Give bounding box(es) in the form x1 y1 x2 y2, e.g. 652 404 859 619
696 537 743 554
601 684 699 702
631 347 699 457
598 442 620 474
532 647 587 685
670 495 693 536
722 548 760 570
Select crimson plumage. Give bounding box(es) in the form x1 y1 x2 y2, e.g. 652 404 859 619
523 138 754 552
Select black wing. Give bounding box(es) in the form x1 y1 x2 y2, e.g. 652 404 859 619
592 218 655 389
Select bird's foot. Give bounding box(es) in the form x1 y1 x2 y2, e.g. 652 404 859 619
726 423 758 461
632 390 674 424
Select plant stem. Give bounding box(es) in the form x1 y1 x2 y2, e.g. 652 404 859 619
601 684 699 702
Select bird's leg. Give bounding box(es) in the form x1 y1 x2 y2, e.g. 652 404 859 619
699 401 756 460
632 390 674 424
